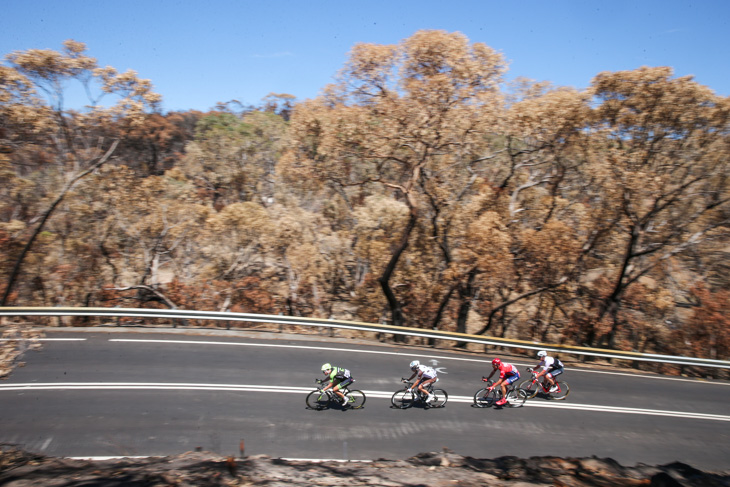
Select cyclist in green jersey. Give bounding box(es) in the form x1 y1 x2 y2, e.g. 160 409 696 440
320 363 354 406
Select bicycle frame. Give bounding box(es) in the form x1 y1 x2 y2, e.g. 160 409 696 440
527 372 559 392
314 378 350 398
307 378 366 410
530 376 551 392
519 369 570 400
474 377 526 408
403 378 437 401
392 378 447 409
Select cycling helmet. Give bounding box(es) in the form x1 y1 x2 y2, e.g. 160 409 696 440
321 363 332 373
491 358 502 368
537 350 547 358
409 360 420 370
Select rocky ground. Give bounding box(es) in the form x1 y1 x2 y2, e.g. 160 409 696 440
1 444 728 487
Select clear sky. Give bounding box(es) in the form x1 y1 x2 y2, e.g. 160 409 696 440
2 1 728 113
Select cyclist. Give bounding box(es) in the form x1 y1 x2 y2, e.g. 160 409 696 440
532 350 564 392
320 363 354 406
405 360 437 403
483 358 520 406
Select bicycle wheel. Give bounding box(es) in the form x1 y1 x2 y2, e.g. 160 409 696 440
549 381 570 400
347 390 366 409
518 379 539 399
429 389 448 408
391 389 414 409
481 388 501 407
507 389 527 408
473 388 491 408
306 390 331 410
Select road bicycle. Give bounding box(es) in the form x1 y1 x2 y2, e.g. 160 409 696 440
391 378 448 409
518 368 570 400
305 378 366 410
473 378 527 408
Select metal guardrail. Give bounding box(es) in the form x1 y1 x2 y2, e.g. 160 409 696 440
1 306 729 370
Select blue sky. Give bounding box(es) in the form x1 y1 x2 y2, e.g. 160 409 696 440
3 1 728 112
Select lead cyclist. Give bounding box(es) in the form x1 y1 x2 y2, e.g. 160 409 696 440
320 363 354 406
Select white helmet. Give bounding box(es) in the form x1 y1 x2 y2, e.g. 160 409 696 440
409 360 420 370
537 350 547 358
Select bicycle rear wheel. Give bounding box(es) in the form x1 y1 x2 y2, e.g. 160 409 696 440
429 388 448 408
518 379 539 399
507 389 527 408
347 390 366 409
549 381 570 400
306 390 331 410
391 389 414 409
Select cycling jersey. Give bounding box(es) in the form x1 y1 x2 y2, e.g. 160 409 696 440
415 364 437 379
328 367 352 383
540 357 564 372
539 356 564 378
539 357 555 371
497 363 520 381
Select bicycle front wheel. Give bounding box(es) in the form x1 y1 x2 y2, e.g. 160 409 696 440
518 379 539 399
478 388 500 407
306 390 331 410
429 388 448 408
473 388 491 408
391 389 414 409
347 390 366 409
507 389 527 408
550 381 570 400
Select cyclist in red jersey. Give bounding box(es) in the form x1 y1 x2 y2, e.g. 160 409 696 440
483 358 520 406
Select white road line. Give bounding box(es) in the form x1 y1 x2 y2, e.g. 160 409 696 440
2 382 729 422
109 338 730 385
110 338 493 365
40 437 53 451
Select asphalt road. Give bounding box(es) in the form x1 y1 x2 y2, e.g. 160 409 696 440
1 327 729 470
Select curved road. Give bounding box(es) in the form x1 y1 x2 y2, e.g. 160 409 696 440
1 327 728 470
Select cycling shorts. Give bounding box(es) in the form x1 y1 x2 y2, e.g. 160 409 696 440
504 372 520 385
548 367 563 378
333 377 354 388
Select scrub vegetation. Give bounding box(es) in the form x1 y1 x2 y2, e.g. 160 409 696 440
1 32 728 374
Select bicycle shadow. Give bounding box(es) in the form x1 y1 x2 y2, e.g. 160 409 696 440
390 401 443 410
306 403 361 412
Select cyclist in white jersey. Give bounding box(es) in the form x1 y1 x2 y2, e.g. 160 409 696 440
406 360 437 403
533 350 564 392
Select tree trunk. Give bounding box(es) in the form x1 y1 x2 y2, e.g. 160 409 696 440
377 210 417 330
2 140 119 306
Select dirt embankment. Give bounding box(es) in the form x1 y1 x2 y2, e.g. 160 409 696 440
1 444 728 487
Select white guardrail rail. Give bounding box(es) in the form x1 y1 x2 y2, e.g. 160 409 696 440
1 306 729 370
